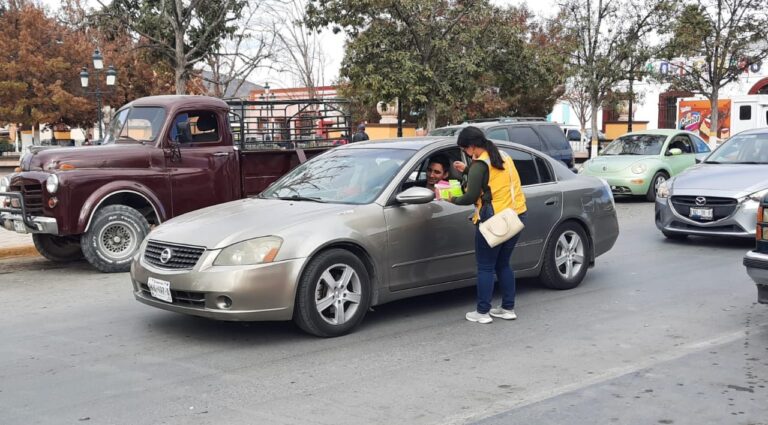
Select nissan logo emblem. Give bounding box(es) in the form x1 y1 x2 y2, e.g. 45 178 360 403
160 248 173 264
695 196 707 206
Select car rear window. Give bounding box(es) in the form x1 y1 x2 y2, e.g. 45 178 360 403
537 124 572 151
486 127 510 141
507 127 543 152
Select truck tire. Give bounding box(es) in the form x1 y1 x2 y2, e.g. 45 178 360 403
32 234 84 262
293 249 371 337
81 205 150 273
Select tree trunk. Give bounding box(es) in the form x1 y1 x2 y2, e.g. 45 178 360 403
175 30 187 95
426 102 437 131
589 98 600 159
709 90 719 148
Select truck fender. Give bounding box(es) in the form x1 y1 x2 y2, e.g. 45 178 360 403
77 181 167 234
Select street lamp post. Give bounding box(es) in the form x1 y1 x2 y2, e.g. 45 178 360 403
80 48 117 143
259 82 276 142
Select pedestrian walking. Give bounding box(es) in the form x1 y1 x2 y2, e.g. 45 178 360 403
449 126 528 324
351 123 369 143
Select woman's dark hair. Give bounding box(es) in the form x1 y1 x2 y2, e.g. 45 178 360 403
457 126 504 170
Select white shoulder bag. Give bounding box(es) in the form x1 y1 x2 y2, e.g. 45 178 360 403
478 157 525 248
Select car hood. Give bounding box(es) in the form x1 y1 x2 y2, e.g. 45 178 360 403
147 198 357 249
671 164 768 195
585 155 654 173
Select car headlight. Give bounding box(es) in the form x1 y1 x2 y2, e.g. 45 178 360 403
657 180 671 198
0 176 9 193
630 163 648 174
214 236 283 266
46 174 59 194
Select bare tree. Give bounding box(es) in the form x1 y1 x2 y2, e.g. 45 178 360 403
561 77 592 137
660 0 768 145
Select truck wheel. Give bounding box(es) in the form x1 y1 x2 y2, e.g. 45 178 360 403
646 171 668 202
81 205 149 273
540 222 589 290
32 234 84 262
294 249 371 337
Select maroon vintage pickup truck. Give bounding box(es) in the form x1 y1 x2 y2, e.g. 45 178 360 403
0 95 350 272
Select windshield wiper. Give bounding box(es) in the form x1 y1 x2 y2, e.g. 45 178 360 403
275 195 327 203
737 161 764 164
703 160 721 164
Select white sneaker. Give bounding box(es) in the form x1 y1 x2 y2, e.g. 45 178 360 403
489 307 517 320
465 311 493 324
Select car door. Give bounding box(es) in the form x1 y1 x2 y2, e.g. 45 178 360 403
167 110 240 217
383 147 477 291
664 133 696 176
500 146 562 270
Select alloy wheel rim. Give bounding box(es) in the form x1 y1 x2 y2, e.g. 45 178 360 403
98 221 137 260
314 263 362 326
554 230 585 280
654 175 666 190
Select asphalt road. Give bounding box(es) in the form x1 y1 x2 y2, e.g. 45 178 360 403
0 200 766 425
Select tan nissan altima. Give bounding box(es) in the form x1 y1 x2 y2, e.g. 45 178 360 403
130 137 619 337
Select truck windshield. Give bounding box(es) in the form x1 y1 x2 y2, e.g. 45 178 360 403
102 107 166 144
262 148 413 204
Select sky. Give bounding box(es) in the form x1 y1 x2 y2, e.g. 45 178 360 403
40 0 559 91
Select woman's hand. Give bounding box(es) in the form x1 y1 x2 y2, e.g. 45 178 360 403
453 161 466 173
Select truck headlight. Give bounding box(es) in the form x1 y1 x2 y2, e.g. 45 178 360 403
0 176 9 192
630 163 647 174
46 174 59 194
657 180 670 198
214 236 283 266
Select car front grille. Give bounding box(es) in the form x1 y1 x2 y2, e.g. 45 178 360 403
9 178 44 215
143 240 205 270
671 195 737 222
139 284 206 308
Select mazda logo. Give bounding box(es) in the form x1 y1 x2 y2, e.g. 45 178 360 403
160 248 173 264
695 196 707 206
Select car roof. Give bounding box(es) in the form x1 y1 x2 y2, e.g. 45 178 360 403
621 129 682 137
343 136 450 150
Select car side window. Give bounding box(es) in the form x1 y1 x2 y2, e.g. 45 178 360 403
536 124 571 150
668 135 694 154
535 156 554 183
507 126 543 152
171 110 221 145
398 147 463 192
501 147 539 186
566 129 581 141
691 134 711 153
486 127 510 141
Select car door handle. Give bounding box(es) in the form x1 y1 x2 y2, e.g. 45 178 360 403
213 152 231 157
545 197 558 206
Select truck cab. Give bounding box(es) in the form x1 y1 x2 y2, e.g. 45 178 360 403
0 95 349 272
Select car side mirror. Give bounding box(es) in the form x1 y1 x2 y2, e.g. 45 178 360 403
395 187 435 204
666 148 682 156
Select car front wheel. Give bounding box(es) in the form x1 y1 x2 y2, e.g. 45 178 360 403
540 222 589 290
646 171 668 201
294 249 371 337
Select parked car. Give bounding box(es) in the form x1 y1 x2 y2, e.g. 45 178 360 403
743 192 768 304
0 95 350 272
429 118 576 170
562 125 607 156
580 129 711 201
130 137 620 337
655 128 768 239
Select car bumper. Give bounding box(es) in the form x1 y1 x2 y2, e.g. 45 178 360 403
580 172 650 196
655 195 756 239
131 250 308 321
744 251 768 304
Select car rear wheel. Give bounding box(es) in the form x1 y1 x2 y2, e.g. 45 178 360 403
540 222 589 290
646 171 668 202
294 249 371 337
81 205 150 273
32 234 84 262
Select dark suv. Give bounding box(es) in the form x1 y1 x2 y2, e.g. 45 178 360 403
430 118 575 170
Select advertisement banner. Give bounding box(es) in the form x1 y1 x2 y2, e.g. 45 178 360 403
677 99 731 141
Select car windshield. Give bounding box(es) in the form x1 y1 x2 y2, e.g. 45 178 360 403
601 134 666 155
102 106 166 144
706 133 768 164
261 148 413 204
429 127 462 136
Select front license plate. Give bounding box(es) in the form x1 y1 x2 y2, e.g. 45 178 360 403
690 207 713 220
12 220 27 234
147 277 173 303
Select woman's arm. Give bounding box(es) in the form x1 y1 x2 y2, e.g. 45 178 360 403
451 161 487 205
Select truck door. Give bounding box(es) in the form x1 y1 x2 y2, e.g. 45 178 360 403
166 110 241 217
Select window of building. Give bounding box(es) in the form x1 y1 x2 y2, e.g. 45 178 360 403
740 105 752 120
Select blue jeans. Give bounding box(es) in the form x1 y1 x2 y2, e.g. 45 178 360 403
474 212 527 314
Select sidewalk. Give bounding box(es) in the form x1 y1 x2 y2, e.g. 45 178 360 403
0 231 38 259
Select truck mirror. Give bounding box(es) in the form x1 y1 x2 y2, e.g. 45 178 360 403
175 120 193 144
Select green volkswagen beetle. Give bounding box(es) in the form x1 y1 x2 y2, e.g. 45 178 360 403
579 129 712 201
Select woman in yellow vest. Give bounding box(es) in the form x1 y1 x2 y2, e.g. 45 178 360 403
449 126 527 324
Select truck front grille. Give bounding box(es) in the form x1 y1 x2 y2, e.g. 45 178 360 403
9 178 44 215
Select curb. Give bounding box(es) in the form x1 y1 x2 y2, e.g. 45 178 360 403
0 245 40 260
